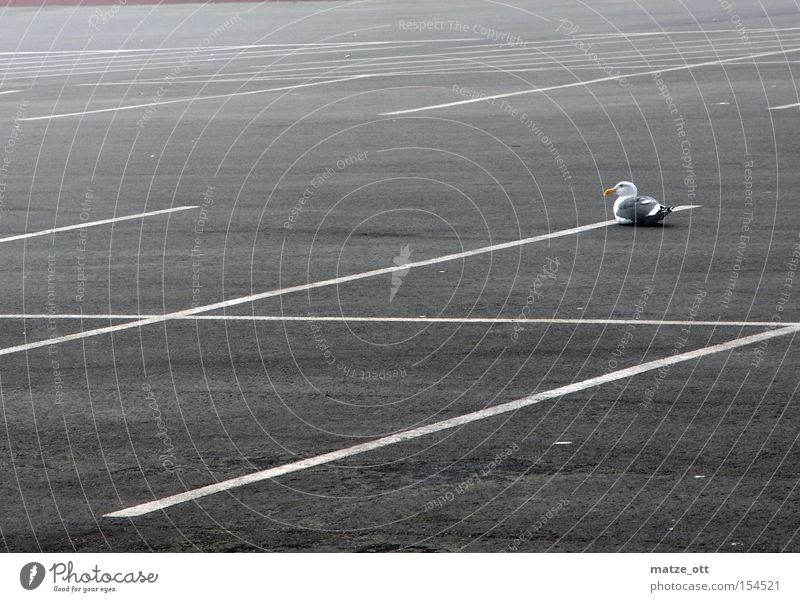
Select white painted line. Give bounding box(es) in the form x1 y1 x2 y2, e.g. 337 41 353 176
104 322 800 518
3 42 430 79
2 31 795 78
195 40 800 82
379 46 800 115
19 76 365 122
0 206 197 244
75 76 353 86
69 44 780 87
0 89 20 96
440 30 800 55
0 315 150 320
768 102 800 110
228 39 800 74
0 314 785 328
0 207 700 359
0 39 481 57
11 37 791 84
0 40 426 69
572 26 800 38
7 31 781 85
95 59 799 89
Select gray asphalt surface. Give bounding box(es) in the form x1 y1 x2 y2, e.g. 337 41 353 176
1 0 799 552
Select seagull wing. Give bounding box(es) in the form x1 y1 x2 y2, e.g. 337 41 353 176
616 196 662 222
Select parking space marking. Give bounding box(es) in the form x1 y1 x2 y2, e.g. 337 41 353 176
103 322 800 518
0 206 197 244
0 207 702 359
380 47 800 115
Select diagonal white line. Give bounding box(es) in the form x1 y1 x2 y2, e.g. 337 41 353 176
0 207 699 359
768 102 800 110
104 322 800 518
379 47 800 115
18 76 366 122
0 206 197 243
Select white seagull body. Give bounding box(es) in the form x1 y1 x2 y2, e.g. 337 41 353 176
604 181 673 225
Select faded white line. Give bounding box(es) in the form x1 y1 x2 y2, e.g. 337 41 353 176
75 75 352 86
104 322 800 518
20 76 366 122
74 59 800 89
0 206 197 243
15 39 793 84
380 46 800 115
6 42 429 78
0 38 478 57
197 41 800 81
68 43 794 87
572 26 800 38
0 314 784 328
0 89 20 96
768 102 800 110
0 207 700 359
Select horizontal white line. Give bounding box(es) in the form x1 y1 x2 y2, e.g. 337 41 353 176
0 37 503 81
3 28 796 76
0 38 480 57
440 29 800 53
221 38 800 74
75 41 793 87
11 36 794 84
75 75 352 86
104 321 800 518
0 314 783 328
0 40 424 67
768 102 800 110
0 89 20 96
19 76 364 122
0 206 197 243
572 26 800 38
0 41 430 78
74 58 800 89
7 28 787 83
0 207 700 359
195 39 800 82
380 46 800 115
0 33 726 74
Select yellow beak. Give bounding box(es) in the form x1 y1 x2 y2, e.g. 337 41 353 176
603 188 616 196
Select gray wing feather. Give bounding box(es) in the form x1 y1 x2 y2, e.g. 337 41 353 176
616 196 661 222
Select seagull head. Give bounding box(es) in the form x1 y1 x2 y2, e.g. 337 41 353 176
604 181 637 198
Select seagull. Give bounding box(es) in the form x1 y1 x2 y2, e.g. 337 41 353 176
603 181 673 225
